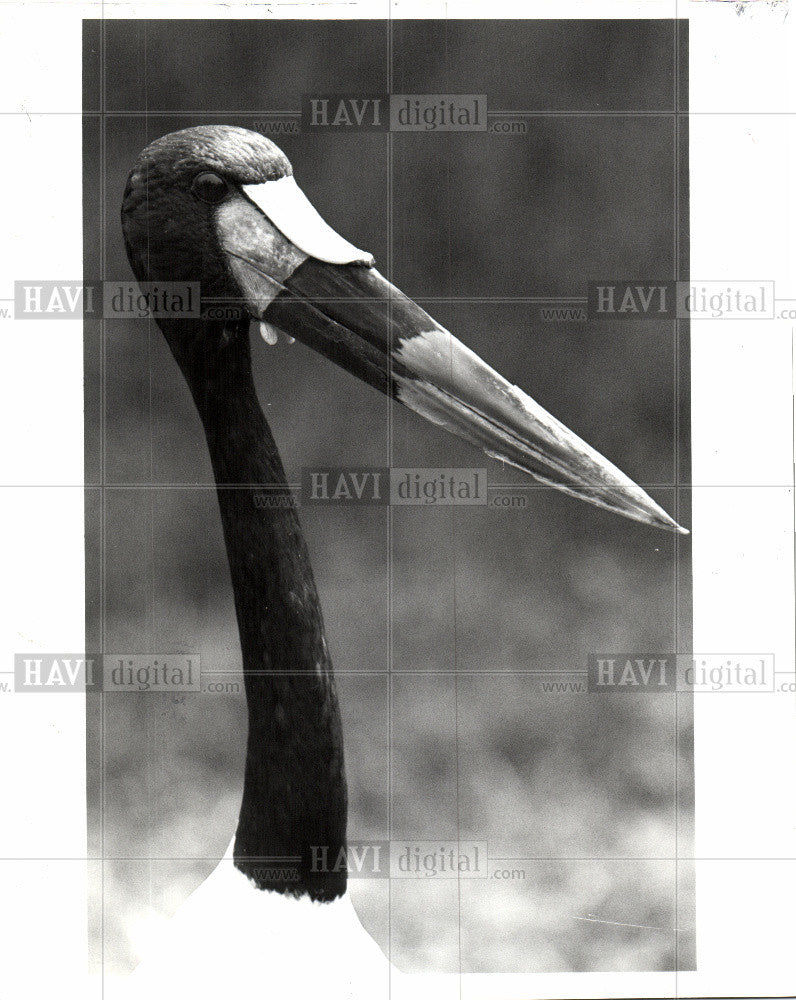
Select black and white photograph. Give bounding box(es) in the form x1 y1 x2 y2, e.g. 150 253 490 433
1 4 794 1000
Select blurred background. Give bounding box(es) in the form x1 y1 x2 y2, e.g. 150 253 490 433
83 18 693 976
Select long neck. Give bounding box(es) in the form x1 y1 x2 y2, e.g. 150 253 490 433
182 322 347 901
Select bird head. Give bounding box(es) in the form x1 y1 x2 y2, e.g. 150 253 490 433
121 125 686 534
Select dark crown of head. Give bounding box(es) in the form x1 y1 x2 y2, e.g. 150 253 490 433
131 125 293 185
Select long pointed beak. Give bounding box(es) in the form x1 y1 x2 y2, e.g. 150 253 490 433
216 183 687 535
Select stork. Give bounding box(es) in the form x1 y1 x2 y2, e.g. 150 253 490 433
113 125 686 999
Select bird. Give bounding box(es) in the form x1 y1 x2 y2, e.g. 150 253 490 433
113 125 687 998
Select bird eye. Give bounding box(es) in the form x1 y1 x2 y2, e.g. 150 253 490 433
191 172 229 204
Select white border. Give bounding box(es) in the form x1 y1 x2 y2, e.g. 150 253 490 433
0 3 793 999
0 8 88 1000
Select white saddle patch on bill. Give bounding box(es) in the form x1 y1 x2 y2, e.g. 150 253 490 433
243 175 374 267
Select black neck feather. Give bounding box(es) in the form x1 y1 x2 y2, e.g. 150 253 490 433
175 319 348 901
